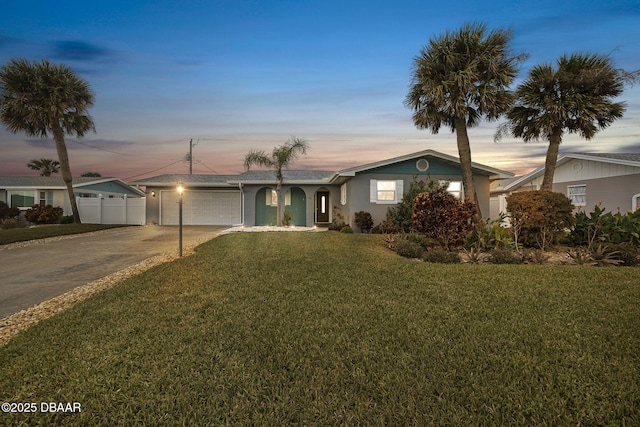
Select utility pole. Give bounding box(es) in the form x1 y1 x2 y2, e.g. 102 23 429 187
189 139 193 175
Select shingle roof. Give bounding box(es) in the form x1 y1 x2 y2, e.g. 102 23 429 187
130 174 238 186
232 170 335 182
567 153 640 163
0 176 116 187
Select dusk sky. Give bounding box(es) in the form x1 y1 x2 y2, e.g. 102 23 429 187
1 0 639 180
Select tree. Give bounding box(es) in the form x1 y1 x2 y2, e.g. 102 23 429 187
405 22 526 219
81 171 102 177
497 53 638 191
27 158 60 176
0 58 96 223
244 137 309 226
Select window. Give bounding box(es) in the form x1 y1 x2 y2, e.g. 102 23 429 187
438 180 463 199
266 189 291 206
370 180 404 204
568 185 586 207
10 191 35 209
39 191 53 206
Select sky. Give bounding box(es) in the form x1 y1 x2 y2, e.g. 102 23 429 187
0 0 639 180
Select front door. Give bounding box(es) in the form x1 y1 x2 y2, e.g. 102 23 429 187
316 191 330 223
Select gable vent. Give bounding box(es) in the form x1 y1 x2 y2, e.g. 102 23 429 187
416 158 429 172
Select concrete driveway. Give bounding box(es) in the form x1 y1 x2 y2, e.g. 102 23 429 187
0 225 227 318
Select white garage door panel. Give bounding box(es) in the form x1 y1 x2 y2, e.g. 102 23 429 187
161 191 241 225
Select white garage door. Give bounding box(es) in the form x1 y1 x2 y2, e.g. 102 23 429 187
161 190 241 225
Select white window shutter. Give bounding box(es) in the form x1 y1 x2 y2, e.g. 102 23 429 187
395 180 404 203
341 183 347 205
266 189 272 205
285 189 291 206
370 180 377 203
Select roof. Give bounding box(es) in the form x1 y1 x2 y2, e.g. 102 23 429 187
131 149 514 187
334 149 514 180
503 152 640 191
0 176 146 197
130 174 239 187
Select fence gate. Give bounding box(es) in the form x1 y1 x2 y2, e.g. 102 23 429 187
78 197 146 225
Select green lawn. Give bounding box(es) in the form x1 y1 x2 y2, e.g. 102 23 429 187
0 224 130 245
1 232 638 425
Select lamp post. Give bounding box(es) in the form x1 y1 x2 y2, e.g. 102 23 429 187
177 184 184 257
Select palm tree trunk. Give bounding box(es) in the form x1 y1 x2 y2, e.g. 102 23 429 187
454 117 481 220
51 121 81 223
276 173 283 227
541 131 562 191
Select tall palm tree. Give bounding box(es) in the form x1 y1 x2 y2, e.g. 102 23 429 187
405 22 526 219
27 158 60 176
0 58 95 223
497 53 636 191
244 137 309 226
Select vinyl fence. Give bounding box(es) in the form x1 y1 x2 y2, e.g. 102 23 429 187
78 197 146 225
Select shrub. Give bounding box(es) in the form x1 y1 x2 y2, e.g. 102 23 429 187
466 214 513 250
506 190 575 250
339 225 353 234
405 232 436 250
385 177 438 232
283 211 293 227
0 201 20 221
354 211 373 233
371 218 401 234
487 248 524 264
1 218 20 229
525 249 551 265
24 204 64 224
328 206 347 231
394 239 424 259
60 215 75 224
569 204 640 248
605 243 640 266
422 248 461 264
412 187 477 249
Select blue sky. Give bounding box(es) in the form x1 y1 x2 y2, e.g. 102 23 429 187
1 0 639 179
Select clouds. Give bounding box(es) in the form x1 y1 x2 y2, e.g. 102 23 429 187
51 40 115 62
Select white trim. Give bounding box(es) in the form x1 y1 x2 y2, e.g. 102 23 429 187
633 193 640 211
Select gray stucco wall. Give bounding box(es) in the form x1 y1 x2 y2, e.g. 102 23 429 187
552 173 640 212
344 173 491 230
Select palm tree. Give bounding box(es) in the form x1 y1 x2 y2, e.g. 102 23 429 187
27 158 60 176
81 171 102 177
244 137 309 226
405 22 526 219
0 58 95 223
497 53 637 191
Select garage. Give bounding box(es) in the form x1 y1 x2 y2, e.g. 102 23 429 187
160 190 242 225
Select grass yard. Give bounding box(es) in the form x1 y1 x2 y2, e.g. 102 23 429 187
0 232 638 425
0 224 129 245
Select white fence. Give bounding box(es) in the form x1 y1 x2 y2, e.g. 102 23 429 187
78 197 146 225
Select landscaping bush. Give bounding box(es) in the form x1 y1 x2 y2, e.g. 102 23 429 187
59 215 75 224
405 232 436 250
487 248 525 264
394 239 424 259
339 225 353 233
0 201 20 221
605 243 640 266
354 211 373 233
385 177 437 232
506 190 574 250
422 248 461 264
569 204 640 248
371 218 401 234
466 214 514 250
1 218 20 229
412 187 477 249
24 204 64 224
328 206 347 231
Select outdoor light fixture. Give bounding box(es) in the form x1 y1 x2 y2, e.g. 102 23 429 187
177 185 184 257
151 191 156 197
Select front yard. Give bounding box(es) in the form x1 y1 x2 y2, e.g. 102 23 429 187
1 232 638 425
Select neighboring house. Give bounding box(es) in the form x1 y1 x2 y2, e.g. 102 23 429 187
132 150 513 228
0 176 146 216
490 153 640 217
